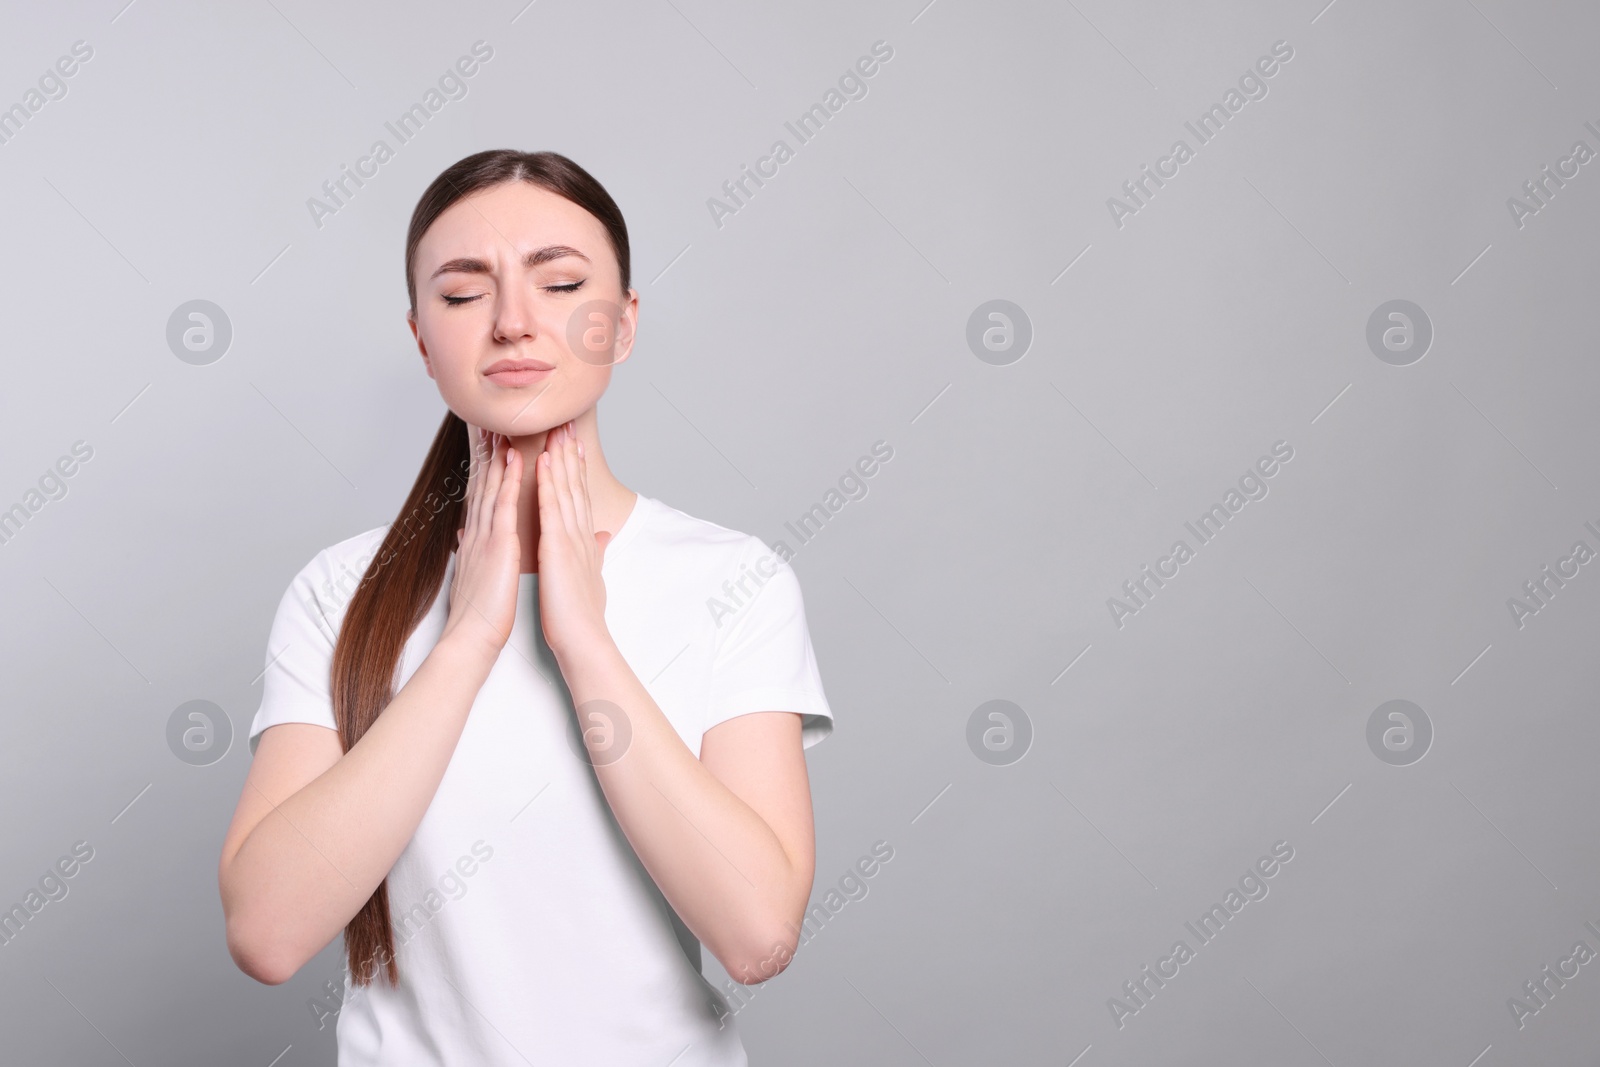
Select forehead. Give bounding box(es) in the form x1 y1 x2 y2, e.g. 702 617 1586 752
417 181 611 273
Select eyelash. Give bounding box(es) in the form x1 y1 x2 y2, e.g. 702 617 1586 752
442 280 584 306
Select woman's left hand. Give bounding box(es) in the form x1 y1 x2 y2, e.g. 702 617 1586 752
535 418 614 661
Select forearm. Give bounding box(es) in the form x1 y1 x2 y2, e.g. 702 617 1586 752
223 636 495 977
556 635 806 978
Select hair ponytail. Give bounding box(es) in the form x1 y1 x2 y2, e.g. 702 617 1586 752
331 409 470 987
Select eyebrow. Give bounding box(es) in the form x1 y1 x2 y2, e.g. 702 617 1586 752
428 245 591 282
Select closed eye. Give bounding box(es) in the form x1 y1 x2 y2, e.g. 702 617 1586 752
442 280 585 306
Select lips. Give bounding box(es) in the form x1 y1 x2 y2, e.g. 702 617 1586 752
483 358 555 386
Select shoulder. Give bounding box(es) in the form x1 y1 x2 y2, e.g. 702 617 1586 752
275 523 393 627
634 497 810 643
297 523 392 581
635 495 787 579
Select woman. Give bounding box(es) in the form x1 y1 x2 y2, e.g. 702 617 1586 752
218 149 834 1065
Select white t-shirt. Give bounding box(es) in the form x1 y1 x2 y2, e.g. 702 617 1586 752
248 493 834 1066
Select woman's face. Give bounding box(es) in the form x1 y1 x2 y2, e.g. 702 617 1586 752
408 180 637 436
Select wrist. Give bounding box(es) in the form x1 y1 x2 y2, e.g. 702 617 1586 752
550 625 617 672
432 630 503 678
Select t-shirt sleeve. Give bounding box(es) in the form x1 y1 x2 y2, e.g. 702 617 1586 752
705 541 834 749
247 550 343 755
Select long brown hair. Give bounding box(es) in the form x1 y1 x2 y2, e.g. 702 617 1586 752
332 149 632 987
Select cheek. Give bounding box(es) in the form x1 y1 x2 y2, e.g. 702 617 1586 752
419 321 475 381
564 363 613 401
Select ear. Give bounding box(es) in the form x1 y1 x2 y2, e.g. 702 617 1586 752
609 289 640 369
407 310 436 380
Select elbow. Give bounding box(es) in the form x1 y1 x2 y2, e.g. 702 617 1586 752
719 869 814 985
229 933 298 986
719 922 802 986
225 912 303 986
220 862 307 986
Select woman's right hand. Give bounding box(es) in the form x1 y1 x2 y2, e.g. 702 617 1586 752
439 422 523 663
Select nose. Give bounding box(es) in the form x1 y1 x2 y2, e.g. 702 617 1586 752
491 280 541 347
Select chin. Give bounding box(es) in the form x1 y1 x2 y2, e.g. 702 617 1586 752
483 410 571 440
453 398 549 437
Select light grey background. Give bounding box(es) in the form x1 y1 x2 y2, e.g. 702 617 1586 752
1 0 1596 1064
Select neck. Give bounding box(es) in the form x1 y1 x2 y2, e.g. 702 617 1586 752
505 410 634 574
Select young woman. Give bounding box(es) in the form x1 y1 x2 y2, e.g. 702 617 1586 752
218 149 834 1065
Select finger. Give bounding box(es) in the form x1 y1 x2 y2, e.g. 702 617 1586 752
460 423 486 551
466 422 488 480
465 428 496 553
576 432 591 526
494 445 521 537
478 432 505 544
535 445 555 554
546 428 577 545
576 423 590 512
566 419 585 537
536 436 570 552
560 423 590 551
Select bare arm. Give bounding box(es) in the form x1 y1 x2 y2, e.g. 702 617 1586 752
559 636 817 985
219 427 522 985
534 423 818 984
218 636 497 984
